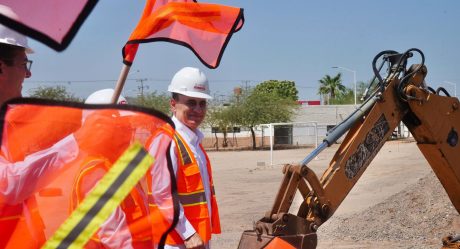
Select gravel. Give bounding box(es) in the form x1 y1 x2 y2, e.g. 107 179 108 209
317 171 460 248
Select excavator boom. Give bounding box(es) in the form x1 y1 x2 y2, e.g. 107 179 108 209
238 49 460 249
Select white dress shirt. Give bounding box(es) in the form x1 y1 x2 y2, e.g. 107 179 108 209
164 116 212 249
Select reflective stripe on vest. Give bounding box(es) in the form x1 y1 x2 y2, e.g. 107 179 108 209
70 156 153 248
174 134 193 166
177 185 217 207
0 214 21 221
178 191 206 206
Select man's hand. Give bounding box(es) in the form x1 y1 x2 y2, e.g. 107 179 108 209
184 233 205 249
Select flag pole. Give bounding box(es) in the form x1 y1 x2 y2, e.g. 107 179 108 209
111 64 131 104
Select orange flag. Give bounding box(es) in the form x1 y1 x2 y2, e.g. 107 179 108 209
0 98 178 249
123 0 244 68
0 1 98 51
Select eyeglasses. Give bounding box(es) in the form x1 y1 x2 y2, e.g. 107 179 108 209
25 59 33 71
1 58 33 71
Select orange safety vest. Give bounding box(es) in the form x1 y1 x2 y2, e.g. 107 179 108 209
0 197 46 249
0 105 82 248
148 133 221 245
0 149 46 249
71 157 153 249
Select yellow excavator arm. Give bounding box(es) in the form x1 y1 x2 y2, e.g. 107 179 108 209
238 49 460 249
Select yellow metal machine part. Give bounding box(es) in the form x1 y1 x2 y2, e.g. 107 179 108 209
238 50 460 249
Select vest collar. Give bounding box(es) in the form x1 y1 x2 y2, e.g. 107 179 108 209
172 116 204 145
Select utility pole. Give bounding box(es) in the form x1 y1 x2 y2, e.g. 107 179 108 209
137 78 148 104
137 78 148 97
241 80 251 94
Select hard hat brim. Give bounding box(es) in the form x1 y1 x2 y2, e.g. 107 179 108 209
0 38 34 54
25 47 34 54
173 90 213 100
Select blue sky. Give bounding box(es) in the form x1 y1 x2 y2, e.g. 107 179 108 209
23 0 460 101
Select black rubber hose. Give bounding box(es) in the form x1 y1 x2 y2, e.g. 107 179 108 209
436 87 451 97
397 48 425 101
372 50 399 92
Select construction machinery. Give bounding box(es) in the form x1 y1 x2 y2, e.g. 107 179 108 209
238 48 460 249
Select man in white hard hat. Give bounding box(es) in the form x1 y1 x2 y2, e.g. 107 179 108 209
0 24 80 247
0 24 33 106
148 67 221 249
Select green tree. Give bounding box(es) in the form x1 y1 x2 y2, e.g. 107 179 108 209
331 79 382 105
238 89 297 149
254 80 299 101
29 86 82 102
357 79 380 101
131 91 171 115
205 96 244 150
205 106 229 150
329 87 354 105
318 73 346 104
329 80 376 105
204 105 222 150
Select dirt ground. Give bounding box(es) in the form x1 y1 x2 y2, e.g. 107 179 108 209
207 140 460 249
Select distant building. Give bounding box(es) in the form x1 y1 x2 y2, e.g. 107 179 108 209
297 100 321 106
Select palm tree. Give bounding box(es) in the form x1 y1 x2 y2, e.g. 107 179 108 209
318 73 346 104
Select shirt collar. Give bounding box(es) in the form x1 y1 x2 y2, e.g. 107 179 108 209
172 116 204 145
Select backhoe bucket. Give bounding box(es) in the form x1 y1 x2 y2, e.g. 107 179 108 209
237 230 317 249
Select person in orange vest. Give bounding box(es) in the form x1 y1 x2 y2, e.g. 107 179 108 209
148 67 221 249
0 24 81 248
69 90 153 248
71 155 153 248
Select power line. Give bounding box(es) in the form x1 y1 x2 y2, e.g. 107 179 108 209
24 78 159 83
24 78 319 94
24 78 264 84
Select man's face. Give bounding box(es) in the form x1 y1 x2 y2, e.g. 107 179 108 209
171 94 207 130
0 50 32 103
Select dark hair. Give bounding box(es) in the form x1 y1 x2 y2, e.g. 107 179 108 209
172 92 180 101
0 43 24 65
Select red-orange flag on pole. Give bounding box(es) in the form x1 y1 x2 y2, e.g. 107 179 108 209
0 1 98 51
122 0 244 69
0 98 179 249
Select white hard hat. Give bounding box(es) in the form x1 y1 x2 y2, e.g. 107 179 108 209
168 67 212 99
0 24 33 53
85 89 127 105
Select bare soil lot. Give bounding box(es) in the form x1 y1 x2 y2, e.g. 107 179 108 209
208 140 459 249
